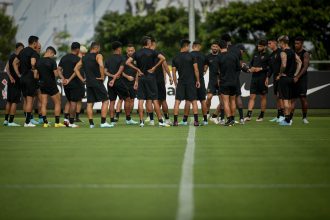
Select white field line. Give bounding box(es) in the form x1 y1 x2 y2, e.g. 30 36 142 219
176 122 196 220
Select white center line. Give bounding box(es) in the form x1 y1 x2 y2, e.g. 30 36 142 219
176 122 196 220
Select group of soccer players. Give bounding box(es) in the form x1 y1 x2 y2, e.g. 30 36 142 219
2 34 310 128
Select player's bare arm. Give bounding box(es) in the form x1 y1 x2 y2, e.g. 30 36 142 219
96 54 105 81
74 59 85 83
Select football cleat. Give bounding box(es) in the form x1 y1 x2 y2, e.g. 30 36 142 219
210 117 219 124
126 119 139 125
55 123 66 128
24 123 36 127
8 122 21 127
100 122 114 128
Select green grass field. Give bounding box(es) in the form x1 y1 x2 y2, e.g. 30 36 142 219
0 110 330 220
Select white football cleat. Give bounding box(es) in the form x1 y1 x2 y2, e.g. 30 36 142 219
3 120 8 126
24 122 36 127
256 117 263 122
126 119 138 125
139 122 145 127
8 122 21 127
69 123 79 128
100 122 114 128
302 118 309 124
210 117 219 124
159 122 170 127
244 117 251 122
219 119 226 125
149 120 155 126
89 124 95 128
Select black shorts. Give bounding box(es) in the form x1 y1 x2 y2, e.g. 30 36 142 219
292 77 307 98
127 84 136 99
40 84 59 96
250 77 268 95
7 81 21 103
20 77 37 97
273 80 279 96
137 77 158 100
207 81 219 95
220 85 237 96
279 76 294 100
64 86 85 102
175 82 197 101
108 79 130 101
157 81 166 101
197 81 206 101
236 79 241 96
87 83 108 103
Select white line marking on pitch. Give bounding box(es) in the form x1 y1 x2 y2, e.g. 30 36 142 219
176 121 196 220
1 183 330 189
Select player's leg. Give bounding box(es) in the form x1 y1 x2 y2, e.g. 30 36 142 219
51 92 65 127
179 101 190 126
40 93 49 127
256 94 267 122
245 93 256 121
4 102 10 125
63 101 70 125
115 99 123 122
75 101 82 122
138 99 145 126
236 95 244 124
221 94 231 125
191 100 199 126
173 99 181 126
206 93 213 116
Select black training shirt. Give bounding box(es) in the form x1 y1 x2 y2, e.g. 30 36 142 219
172 52 197 84
59 53 81 88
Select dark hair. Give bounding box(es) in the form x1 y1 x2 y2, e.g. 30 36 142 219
71 42 81 50
90 42 100 49
218 40 227 49
127 43 134 48
258 39 267 46
193 40 201 45
211 40 220 46
295 36 304 42
28 36 39 45
150 37 156 43
221 33 231 42
112 41 122 50
46 46 57 55
141 36 151 46
15 42 24 49
180 39 191 48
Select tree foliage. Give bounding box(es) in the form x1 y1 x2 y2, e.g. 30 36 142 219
95 7 200 59
0 10 18 61
201 0 330 59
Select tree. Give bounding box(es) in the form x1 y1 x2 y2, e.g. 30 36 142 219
0 10 18 62
201 0 330 59
95 7 199 59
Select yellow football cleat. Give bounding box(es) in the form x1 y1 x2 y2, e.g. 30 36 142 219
54 123 66 128
43 123 50 128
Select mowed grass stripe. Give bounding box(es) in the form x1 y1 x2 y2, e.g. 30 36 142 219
194 116 330 220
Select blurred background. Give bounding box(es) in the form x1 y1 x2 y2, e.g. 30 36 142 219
0 0 329 69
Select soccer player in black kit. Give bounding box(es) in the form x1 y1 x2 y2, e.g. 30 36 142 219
172 39 201 127
36 46 65 128
205 41 221 123
292 36 310 124
268 38 285 123
126 36 170 127
217 40 241 126
150 38 173 125
122 44 138 113
58 42 82 128
13 35 40 127
3 42 24 126
277 35 302 126
74 42 112 128
105 41 138 126
244 39 270 122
